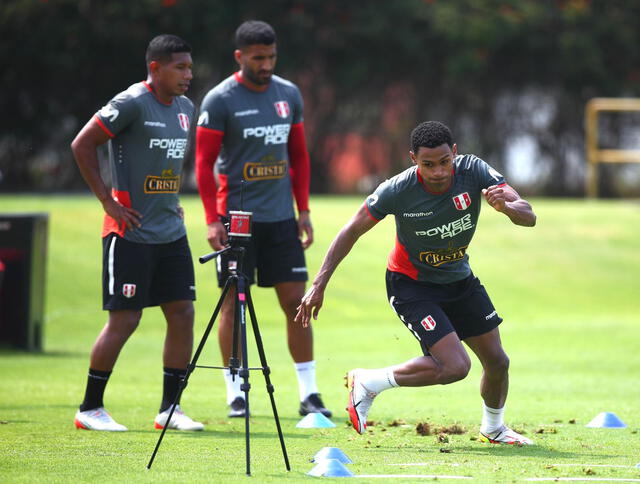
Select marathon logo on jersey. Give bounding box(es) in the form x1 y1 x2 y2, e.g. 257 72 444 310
419 245 468 267
243 124 290 145
144 168 181 194
452 192 472 210
122 284 136 298
149 138 187 159
274 101 290 118
420 315 437 331
415 213 474 239
177 113 190 131
243 160 287 181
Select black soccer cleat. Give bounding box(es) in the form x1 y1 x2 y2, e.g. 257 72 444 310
299 393 332 418
228 397 248 418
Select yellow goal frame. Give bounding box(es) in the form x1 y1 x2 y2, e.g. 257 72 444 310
585 97 640 197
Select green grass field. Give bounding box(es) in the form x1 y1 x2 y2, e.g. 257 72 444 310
1 194 639 483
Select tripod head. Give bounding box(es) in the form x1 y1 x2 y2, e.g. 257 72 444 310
199 210 253 264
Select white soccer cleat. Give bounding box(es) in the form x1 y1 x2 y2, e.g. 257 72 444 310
346 369 378 435
479 425 533 445
74 407 128 432
154 405 204 431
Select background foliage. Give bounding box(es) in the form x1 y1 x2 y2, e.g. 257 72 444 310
2 0 640 195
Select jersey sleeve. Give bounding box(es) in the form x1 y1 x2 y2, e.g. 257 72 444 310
365 179 395 221
290 86 304 124
94 91 141 137
197 89 227 133
474 157 506 189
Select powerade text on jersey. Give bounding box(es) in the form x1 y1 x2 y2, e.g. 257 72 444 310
365 155 506 284
94 82 194 244
197 73 303 222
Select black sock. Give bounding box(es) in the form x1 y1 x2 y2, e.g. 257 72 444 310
79 368 112 412
160 367 187 413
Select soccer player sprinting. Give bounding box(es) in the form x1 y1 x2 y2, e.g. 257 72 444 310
296 121 536 445
71 35 202 432
196 20 331 418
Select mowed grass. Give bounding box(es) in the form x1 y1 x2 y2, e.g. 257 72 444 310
0 194 639 483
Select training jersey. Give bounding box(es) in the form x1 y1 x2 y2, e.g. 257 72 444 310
94 81 195 244
365 154 506 284
197 73 304 222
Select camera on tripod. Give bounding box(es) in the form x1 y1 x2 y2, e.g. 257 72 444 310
227 210 253 240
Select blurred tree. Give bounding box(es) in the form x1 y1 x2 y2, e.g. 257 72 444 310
1 0 639 195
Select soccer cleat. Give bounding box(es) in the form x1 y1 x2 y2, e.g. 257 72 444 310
74 407 128 432
299 393 332 418
154 405 204 431
228 397 248 418
479 425 533 445
346 369 377 435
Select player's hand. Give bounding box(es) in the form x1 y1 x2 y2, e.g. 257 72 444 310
298 211 314 249
102 197 142 230
295 284 324 328
482 185 507 212
207 221 228 250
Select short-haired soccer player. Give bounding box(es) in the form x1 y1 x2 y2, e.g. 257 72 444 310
71 34 202 431
196 20 331 418
296 121 536 445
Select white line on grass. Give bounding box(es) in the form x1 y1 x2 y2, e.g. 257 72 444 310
388 463 462 467
551 464 636 468
526 478 640 482
357 475 472 480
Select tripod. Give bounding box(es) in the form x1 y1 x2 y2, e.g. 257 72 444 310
147 241 290 476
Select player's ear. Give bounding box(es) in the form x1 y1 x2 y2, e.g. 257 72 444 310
409 151 417 165
149 60 160 75
452 143 458 156
234 49 243 64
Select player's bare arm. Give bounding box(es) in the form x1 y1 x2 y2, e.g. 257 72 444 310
297 210 313 249
71 118 142 230
295 204 378 327
206 221 228 251
482 184 536 227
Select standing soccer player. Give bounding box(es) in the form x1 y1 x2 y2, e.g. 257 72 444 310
196 20 331 418
71 35 203 432
296 121 536 444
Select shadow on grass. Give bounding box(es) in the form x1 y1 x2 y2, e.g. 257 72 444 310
0 347 85 358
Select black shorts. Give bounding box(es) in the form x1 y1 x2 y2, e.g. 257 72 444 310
385 270 502 354
216 218 307 287
102 234 196 310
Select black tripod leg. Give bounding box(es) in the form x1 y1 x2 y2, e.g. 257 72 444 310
245 285 291 471
236 275 252 476
147 277 235 469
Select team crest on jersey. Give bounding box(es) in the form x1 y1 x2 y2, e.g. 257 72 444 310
122 284 136 298
420 315 437 331
274 101 290 118
177 113 190 131
452 192 471 210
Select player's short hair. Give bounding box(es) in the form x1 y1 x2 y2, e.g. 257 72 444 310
235 20 276 48
410 121 453 153
145 34 192 65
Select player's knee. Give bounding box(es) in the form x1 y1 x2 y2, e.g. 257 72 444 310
442 359 471 384
108 311 142 336
485 352 509 376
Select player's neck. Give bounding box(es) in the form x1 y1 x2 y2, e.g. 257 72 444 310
235 71 270 93
144 79 174 105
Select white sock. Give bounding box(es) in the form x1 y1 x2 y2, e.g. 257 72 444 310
223 369 243 404
294 360 319 401
360 367 398 394
480 403 505 434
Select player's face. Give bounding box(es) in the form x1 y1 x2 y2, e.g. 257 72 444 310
410 143 458 192
235 43 277 87
153 52 193 99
